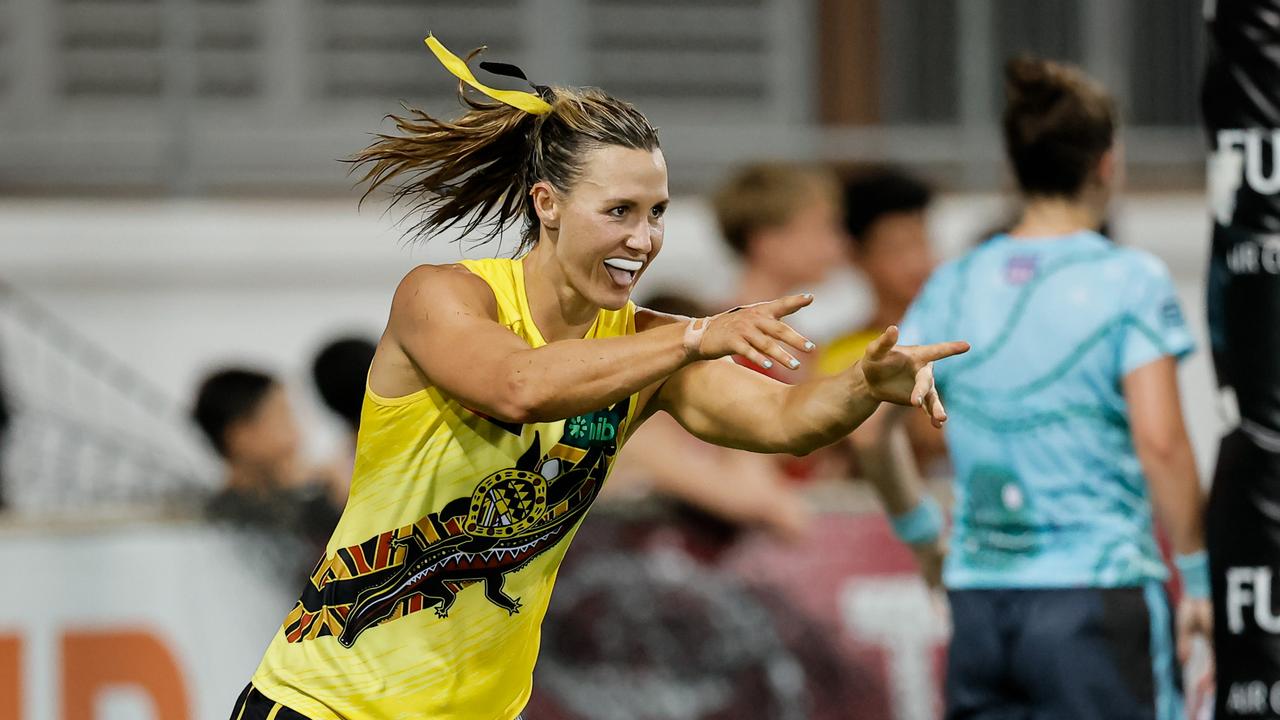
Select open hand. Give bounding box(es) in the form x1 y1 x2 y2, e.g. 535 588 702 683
691 294 816 371
860 326 969 427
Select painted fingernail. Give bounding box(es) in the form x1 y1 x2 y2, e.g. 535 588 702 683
802 292 814 299
762 360 773 369
803 341 815 351
789 358 800 369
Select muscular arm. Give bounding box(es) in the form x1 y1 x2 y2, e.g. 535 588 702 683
656 356 878 454
655 326 968 456
377 264 691 423
1124 356 1206 556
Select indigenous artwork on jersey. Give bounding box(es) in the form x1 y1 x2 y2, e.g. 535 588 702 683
282 400 630 647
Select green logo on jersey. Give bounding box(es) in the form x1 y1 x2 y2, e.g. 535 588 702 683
959 463 1041 570
564 409 620 447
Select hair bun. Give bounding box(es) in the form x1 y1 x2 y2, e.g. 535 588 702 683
1004 56 1067 109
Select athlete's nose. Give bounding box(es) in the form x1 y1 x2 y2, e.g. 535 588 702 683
624 222 652 255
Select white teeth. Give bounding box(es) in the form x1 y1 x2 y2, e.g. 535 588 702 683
604 258 643 272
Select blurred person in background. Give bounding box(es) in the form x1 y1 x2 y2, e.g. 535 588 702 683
712 162 847 326
311 335 376 484
229 36 965 720
711 162 849 483
821 169 948 480
819 168 937 378
604 291 810 543
193 367 343 552
864 57 1210 720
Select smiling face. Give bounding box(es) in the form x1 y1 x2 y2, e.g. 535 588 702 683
533 144 670 311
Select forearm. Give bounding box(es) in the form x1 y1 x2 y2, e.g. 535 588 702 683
777 362 881 455
854 412 927 515
1143 442 1206 556
503 321 689 421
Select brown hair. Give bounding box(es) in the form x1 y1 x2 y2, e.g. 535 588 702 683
1002 56 1116 199
351 53 660 254
711 162 840 257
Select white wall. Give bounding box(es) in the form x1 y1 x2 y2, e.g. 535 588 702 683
0 193 1223 475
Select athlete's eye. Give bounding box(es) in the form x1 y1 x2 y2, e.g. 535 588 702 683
650 205 666 219
609 206 627 217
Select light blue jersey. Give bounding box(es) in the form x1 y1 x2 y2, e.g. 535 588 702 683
901 231 1194 589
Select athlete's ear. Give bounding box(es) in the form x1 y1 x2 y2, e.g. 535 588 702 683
1095 146 1116 181
1096 144 1120 189
530 182 560 232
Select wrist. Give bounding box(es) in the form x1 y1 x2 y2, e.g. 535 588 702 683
889 495 944 545
681 316 709 360
846 359 881 403
1174 550 1210 600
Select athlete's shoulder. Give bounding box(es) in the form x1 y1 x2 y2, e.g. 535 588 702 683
919 251 975 295
1107 244 1174 283
390 263 500 323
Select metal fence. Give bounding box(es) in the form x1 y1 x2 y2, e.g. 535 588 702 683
0 0 1208 193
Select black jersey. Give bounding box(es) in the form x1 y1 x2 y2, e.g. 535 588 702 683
1204 0 1280 437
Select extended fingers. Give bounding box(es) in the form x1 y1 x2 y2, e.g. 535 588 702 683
913 365 949 427
763 319 814 356
911 365 934 407
764 292 815 319
920 340 970 362
746 331 802 370
925 388 948 427
733 338 777 371
865 326 900 361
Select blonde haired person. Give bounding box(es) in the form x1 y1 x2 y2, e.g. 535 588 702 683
228 37 967 720
712 162 845 317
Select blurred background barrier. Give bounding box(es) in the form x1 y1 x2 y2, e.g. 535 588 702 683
0 0 1205 195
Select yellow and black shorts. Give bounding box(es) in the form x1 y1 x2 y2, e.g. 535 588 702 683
229 685 311 720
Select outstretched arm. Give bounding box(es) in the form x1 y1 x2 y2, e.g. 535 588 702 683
654 325 969 456
1125 355 1211 663
851 404 946 588
370 264 816 424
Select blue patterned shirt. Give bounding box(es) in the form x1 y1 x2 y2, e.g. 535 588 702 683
901 231 1194 589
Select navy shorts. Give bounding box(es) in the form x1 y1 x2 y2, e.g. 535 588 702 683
945 584 1182 720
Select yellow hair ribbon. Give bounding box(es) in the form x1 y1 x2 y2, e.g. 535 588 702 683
425 34 553 116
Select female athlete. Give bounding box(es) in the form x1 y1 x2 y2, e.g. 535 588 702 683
228 36 967 720
867 57 1211 719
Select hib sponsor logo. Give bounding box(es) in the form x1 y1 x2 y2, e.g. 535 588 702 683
1227 566 1280 634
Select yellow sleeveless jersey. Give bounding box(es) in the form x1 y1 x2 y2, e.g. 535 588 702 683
251 257 639 719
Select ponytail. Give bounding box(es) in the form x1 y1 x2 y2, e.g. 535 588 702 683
351 40 659 255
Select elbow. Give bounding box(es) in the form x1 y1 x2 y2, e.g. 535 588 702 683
495 373 553 425
1133 432 1185 471
782 429 827 457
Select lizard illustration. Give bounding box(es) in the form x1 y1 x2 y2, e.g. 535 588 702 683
281 399 627 647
